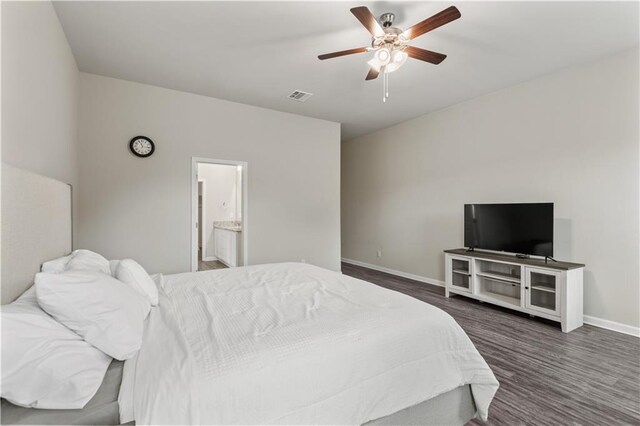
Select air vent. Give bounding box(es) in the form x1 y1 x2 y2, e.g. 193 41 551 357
288 90 313 102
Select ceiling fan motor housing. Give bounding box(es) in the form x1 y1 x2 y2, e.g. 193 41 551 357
379 12 395 28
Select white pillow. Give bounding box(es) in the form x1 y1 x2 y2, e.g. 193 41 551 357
116 259 159 306
35 271 150 360
150 273 164 291
1 287 112 409
65 249 111 275
109 259 121 277
41 254 72 273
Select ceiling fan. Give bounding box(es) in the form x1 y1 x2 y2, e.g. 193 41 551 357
318 5 461 101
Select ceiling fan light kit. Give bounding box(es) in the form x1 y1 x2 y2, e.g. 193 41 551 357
318 5 461 102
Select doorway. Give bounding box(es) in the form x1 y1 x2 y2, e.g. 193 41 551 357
191 157 248 272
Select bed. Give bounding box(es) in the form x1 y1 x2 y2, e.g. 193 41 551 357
1 360 124 425
1 165 499 425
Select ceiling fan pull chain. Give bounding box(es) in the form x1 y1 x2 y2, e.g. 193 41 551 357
383 72 386 103
382 71 389 103
386 72 390 99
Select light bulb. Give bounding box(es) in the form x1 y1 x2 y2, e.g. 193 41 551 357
367 58 381 71
385 50 408 73
385 63 399 73
393 50 407 63
375 48 391 66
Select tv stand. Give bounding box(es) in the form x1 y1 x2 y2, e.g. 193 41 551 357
444 249 585 333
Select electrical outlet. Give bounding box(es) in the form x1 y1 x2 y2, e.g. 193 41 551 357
377 250 382 258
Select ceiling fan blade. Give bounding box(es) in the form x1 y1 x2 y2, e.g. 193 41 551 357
318 47 368 60
403 6 461 40
365 67 380 80
351 6 385 37
405 46 447 64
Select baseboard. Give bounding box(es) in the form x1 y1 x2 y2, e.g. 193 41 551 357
583 315 640 338
342 257 639 338
341 258 445 287
202 256 217 262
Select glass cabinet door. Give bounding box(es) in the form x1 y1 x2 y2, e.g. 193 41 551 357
525 267 560 316
450 257 472 292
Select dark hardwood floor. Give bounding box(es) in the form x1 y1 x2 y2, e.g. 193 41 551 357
341 262 640 426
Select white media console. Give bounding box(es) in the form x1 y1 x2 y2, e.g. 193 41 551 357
444 249 585 333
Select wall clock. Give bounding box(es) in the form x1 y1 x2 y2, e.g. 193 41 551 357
129 136 155 158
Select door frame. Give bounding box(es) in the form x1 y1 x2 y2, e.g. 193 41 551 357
198 179 208 260
191 157 248 272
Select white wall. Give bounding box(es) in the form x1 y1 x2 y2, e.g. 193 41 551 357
77 73 340 274
342 49 639 328
198 163 239 259
1 1 79 243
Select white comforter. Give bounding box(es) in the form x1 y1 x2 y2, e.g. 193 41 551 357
121 263 498 425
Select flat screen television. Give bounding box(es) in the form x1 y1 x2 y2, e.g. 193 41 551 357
464 203 553 257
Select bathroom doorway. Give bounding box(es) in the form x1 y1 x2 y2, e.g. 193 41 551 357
191 157 248 272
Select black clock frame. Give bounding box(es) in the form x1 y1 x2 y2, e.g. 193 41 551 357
129 136 155 158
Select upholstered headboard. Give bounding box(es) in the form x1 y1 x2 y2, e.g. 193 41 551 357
1 164 72 304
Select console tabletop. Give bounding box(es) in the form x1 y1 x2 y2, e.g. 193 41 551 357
444 249 585 271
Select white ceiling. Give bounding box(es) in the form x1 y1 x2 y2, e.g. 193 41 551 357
53 1 639 140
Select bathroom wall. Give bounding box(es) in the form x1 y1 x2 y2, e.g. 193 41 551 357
198 163 239 260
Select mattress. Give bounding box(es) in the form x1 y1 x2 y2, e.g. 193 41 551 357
366 384 476 425
120 263 498 424
0 379 473 426
1 360 123 425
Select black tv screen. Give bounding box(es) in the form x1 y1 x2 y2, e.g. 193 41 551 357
464 203 553 257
